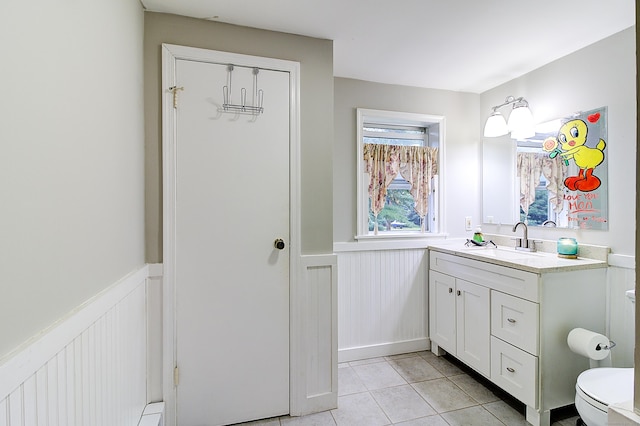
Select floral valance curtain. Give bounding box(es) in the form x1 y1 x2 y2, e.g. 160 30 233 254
363 144 438 233
516 152 566 216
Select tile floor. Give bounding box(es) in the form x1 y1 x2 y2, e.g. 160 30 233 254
234 351 580 426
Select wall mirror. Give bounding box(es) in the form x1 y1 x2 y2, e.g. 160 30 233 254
482 107 608 230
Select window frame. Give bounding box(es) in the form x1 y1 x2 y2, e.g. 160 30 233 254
356 108 445 240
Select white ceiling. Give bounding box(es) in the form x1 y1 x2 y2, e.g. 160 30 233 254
140 0 635 93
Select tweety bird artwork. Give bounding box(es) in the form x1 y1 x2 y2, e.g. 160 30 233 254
542 112 606 192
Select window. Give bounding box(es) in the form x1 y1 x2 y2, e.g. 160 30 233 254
356 108 444 238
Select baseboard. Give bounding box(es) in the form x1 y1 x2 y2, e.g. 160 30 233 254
338 338 430 363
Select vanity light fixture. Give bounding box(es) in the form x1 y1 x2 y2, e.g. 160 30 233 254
483 109 509 137
483 95 535 139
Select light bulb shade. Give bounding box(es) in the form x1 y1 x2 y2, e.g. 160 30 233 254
483 111 508 137
507 105 534 138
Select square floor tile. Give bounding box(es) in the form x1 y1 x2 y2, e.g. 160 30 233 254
370 384 436 423
422 355 463 377
385 352 418 361
440 405 505 426
338 366 367 396
412 378 477 413
483 400 528 426
331 392 390 426
352 361 407 390
235 352 531 426
389 356 444 383
349 357 386 366
448 373 500 404
393 415 450 426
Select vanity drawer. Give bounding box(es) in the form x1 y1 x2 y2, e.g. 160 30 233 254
429 251 539 302
491 336 538 408
491 291 539 355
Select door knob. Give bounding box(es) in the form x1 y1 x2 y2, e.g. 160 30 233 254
274 239 286 250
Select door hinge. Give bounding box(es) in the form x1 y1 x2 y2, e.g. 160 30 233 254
169 86 184 109
174 366 180 386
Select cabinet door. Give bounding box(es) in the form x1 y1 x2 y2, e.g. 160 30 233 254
429 270 456 354
456 279 490 377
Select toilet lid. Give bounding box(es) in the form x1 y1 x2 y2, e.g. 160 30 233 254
576 368 634 406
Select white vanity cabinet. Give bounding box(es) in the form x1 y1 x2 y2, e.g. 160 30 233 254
428 248 607 426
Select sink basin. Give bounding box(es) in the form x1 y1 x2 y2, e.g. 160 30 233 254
459 245 546 261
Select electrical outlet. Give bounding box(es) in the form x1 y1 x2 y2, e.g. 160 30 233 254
465 216 472 231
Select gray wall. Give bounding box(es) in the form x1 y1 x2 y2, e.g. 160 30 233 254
480 27 636 256
333 78 481 243
0 0 145 357
144 13 335 260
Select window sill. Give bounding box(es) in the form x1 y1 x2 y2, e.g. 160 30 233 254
334 233 448 252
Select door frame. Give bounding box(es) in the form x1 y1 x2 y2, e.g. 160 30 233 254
161 43 301 426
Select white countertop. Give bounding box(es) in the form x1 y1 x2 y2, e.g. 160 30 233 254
428 239 608 273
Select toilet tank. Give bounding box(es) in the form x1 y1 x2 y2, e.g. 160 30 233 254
625 289 635 303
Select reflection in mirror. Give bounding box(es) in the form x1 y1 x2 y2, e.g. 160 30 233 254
482 136 517 225
482 107 608 230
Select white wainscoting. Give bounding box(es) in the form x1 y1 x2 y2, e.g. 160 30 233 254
0 265 150 426
291 254 338 416
335 245 634 368
607 254 636 367
335 246 429 362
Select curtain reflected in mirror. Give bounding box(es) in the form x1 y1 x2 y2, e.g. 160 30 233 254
516 151 566 225
482 107 608 230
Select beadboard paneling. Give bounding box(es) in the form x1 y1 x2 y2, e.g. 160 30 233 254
607 261 636 367
0 267 149 426
337 249 428 362
291 255 338 416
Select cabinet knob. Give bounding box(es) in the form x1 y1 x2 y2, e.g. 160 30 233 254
457 290 461 296
449 288 453 293
507 318 516 323
274 238 286 250
506 367 515 373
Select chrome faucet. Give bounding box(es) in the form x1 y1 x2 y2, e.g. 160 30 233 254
512 221 534 251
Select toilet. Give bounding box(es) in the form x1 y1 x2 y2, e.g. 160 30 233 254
571 289 635 426
574 367 633 426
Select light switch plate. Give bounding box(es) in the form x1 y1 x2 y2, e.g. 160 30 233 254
465 216 472 231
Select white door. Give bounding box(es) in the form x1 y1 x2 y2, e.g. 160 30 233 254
173 57 290 425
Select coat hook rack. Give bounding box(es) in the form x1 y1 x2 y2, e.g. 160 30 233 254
222 65 264 115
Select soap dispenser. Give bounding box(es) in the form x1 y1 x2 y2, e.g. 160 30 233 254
472 226 484 243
